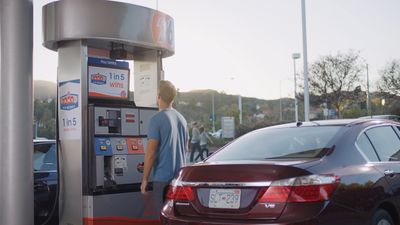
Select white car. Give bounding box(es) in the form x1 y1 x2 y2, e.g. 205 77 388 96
209 129 222 139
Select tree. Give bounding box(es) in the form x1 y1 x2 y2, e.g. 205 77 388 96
377 59 400 96
34 98 56 139
309 50 364 118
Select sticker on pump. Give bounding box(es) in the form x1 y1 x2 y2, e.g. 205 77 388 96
58 79 81 141
114 156 128 172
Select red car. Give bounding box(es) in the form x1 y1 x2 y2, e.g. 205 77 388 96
161 119 400 225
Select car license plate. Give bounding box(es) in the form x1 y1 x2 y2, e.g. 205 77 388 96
208 189 241 209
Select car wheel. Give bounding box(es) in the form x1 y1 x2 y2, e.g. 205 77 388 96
372 209 394 225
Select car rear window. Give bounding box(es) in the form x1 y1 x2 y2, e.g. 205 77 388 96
208 126 343 162
365 126 400 161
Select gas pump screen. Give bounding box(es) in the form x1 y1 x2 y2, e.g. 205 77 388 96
88 57 130 100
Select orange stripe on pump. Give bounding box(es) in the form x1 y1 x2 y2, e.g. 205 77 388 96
88 92 125 98
83 217 161 225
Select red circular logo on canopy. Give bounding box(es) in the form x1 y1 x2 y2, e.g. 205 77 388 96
151 12 174 49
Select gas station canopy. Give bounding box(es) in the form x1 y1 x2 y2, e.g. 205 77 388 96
42 0 175 58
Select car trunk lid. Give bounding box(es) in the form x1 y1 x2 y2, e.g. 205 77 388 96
167 162 329 220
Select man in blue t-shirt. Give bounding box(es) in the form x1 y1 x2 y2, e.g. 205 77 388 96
140 80 189 214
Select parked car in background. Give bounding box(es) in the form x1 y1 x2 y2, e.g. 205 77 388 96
34 139 58 225
209 129 222 139
162 118 400 225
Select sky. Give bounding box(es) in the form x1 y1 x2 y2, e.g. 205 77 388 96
33 0 400 100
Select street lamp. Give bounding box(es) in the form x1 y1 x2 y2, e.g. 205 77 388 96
228 77 242 125
279 80 282 121
301 0 310 121
238 95 242 125
212 92 215 132
366 64 371 116
292 53 301 122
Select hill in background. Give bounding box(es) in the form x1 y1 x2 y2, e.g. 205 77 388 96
34 80 397 139
34 80 56 100
31 80 341 126
174 89 295 130
32 80 288 138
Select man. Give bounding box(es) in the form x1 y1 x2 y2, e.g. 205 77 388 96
194 126 213 161
141 80 189 214
190 121 201 162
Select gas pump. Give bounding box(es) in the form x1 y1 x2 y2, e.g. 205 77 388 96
88 102 155 187
42 1 174 224
84 57 158 221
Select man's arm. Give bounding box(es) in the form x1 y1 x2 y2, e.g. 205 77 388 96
141 138 158 194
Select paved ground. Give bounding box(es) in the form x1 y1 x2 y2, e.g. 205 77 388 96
185 146 219 165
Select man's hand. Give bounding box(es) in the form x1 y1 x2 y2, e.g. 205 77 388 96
141 179 148 194
141 139 158 194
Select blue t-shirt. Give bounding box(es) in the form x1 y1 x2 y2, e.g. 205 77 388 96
147 108 188 182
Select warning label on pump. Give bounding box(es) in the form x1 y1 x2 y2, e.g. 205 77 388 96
58 79 81 140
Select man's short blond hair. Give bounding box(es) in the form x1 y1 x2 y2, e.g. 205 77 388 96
158 80 177 104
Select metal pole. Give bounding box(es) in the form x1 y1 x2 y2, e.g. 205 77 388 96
293 58 298 122
238 95 242 125
366 64 371 116
212 92 215 132
301 0 310 121
279 80 282 121
0 1 34 225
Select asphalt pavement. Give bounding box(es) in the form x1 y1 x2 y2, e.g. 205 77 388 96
185 146 219 165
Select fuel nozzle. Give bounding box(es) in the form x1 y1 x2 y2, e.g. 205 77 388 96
104 171 116 189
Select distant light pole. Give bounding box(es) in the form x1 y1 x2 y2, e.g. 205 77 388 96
212 92 215 132
366 64 371 116
238 95 242 125
228 77 242 125
381 98 385 114
301 0 310 121
292 53 301 122
279 80 282 121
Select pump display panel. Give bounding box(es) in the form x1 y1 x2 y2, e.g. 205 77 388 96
88 105 156 188
88 57 130 100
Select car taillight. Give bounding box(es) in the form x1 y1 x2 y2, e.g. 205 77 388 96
258 175 339 203
258 177 296 202
166 184 195 201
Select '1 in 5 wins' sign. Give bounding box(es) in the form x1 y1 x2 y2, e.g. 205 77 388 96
88 57 130 100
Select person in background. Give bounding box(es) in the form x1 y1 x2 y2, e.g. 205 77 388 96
195 126 214 162
140 80 189 215
190 121 201 162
